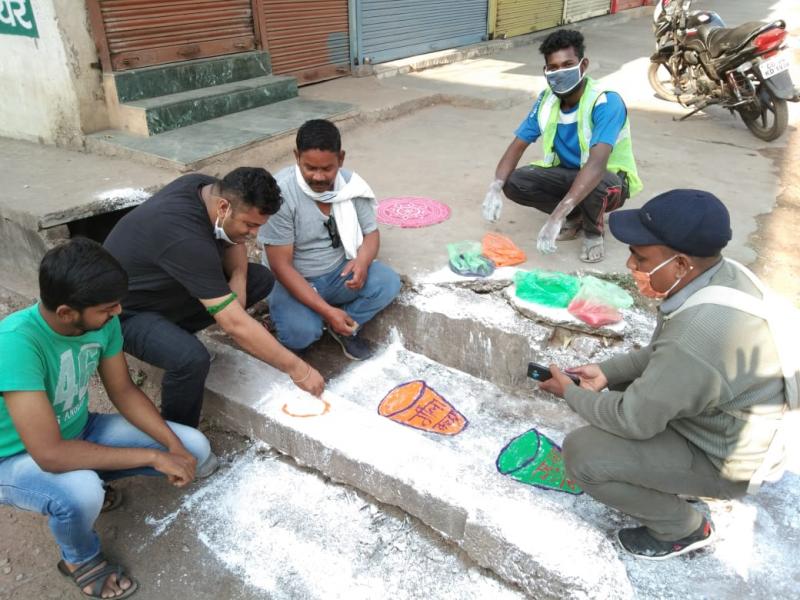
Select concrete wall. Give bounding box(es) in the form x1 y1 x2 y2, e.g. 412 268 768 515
0 0 108 146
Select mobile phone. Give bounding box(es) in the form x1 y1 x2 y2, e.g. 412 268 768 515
527 362 580 385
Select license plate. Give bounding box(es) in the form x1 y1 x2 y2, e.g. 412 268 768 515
759 55 790 79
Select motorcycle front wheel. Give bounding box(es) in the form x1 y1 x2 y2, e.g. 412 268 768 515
738 86 788 142
647 62 680 102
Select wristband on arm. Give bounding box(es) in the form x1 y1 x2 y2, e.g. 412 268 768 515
206 292 238 316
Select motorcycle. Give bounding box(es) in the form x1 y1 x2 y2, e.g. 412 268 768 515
648 0 799 141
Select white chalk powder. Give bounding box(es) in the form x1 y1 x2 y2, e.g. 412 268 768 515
94 188 151 203
151 447 525 600
141 290 797 599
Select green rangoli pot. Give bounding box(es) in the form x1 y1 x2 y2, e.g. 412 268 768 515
496 428 582 495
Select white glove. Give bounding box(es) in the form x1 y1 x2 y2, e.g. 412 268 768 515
536 215 563 255
482 179 504 222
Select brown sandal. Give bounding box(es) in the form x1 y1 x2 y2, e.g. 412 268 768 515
101 485 123 513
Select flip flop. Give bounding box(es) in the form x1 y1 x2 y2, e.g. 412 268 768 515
57 554 138 599
101 485 123 513
580 234 605 263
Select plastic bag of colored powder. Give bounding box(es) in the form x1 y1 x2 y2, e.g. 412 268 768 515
482 232 526 267
567 276 633 327
513 270 581 308
574 275 633 309
447 241 495 277
566 298 623 327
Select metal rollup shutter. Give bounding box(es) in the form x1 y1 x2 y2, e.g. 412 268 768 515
564 0 610 24
492 0 564 39
355 0 487 65
611 0 648 12
98 0 257 71
259 0 350 85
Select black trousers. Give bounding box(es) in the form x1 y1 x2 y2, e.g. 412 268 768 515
120 263 274 427
503 165 629 236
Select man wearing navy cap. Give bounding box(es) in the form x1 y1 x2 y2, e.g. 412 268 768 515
539 189 787 560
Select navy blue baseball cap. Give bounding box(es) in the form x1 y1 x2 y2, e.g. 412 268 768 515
609 189 732 257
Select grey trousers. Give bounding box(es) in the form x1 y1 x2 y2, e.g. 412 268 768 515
562 425 748 540
503 165 628 236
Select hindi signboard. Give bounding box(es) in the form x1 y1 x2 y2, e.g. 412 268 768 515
0 0 39 38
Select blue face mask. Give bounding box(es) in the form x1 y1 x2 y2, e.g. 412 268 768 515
544 62 585 96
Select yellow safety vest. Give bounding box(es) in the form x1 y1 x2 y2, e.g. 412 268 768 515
533 77 643 198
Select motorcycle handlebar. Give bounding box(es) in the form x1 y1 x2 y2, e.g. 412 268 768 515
675 0 692 29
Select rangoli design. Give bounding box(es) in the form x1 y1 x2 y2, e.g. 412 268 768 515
376 196 451 228
281 395 331 418
496 428 582 494
378 380 467 435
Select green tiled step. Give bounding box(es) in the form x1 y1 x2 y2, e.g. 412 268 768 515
123 75 298 135
87 97 356 169
113 51 273 103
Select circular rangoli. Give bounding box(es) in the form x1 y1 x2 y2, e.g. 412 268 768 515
377 196 451 228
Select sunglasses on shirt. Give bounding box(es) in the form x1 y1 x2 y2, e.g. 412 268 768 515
325 215 341 248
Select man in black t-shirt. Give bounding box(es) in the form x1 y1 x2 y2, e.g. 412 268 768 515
105 167 324 428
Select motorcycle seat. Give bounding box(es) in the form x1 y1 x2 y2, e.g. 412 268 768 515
699 21 775 58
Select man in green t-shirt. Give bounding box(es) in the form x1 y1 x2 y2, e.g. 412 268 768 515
0 238 214 599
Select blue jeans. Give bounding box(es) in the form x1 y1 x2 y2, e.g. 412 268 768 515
269 259 401 351
0 413 210 565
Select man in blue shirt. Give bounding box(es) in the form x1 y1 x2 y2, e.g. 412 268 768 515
482 29 642 263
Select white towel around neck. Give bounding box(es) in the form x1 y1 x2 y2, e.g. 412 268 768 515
294 165 376 260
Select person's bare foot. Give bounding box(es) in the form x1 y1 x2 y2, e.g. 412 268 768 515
61 556 135 598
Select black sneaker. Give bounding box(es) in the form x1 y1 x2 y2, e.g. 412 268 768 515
617 519 714 560
327 329 373 360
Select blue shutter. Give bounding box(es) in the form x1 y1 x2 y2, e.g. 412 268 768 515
354 0 488 65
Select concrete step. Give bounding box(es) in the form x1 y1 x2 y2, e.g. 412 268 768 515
196 283 800 599
117 75 298 136
201 336 632 600
111 51 273 103
86 97 355 171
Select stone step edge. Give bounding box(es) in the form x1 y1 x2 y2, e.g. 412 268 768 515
200 336 632 599
120 76 299 136
112 51 273 103
85 100 358 171
122 75 297 111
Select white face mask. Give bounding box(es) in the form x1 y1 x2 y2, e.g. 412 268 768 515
214 202 237 245
544 61 586 96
